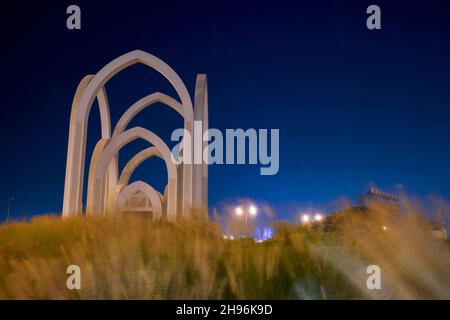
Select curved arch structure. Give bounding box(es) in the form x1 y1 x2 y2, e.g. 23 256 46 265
108 147 165 217
62 50 208 220
62 75 117 215
117 181 163 219
110 91 189 217
113 92 186 137
86 127 177 219
118 147 162 186
63 50 193 216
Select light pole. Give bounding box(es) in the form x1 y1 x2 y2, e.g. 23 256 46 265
235 205 258 236
314 213 323 222
301 214 310 224
301 212 323 224
248 205 257 226
6 197 14 224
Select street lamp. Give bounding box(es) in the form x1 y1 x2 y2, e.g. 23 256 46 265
235 206 244 216
314 213 323 222
234 204 258 235
6 197 14 224
301 214 310 223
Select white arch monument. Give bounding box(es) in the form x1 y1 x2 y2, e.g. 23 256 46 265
62 50 208 220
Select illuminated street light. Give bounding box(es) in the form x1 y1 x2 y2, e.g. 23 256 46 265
234 204 258 236
301 214 310 223
314 214 323 222
235 206 244 216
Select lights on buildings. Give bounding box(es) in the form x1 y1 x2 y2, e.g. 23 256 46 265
368 187 399 202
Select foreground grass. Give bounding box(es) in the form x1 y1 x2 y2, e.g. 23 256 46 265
0 204 449 299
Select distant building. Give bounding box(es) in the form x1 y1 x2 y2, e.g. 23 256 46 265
253 226 274 242
359 187 399 207
312 187 448 239
430 221 448 239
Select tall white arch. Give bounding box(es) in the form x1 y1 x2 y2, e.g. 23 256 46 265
117 181 163 219
62 75 118 215
110 91 190 217
63 50 193 217
86 127 178 220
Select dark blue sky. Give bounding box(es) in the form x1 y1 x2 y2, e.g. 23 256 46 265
1 1 450 220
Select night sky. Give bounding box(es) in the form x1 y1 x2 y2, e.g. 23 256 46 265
1 1 450 221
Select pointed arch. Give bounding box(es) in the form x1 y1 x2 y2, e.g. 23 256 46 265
113 92 186 137
62 75 116 216
63 50 193 217
86 127 178 220
118 147 162 187
117 181 163 219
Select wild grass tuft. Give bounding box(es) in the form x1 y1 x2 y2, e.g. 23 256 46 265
0 199 448 299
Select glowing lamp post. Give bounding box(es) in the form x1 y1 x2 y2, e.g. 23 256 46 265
235 204 258 236
301 214 310 224
302 212 323 225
